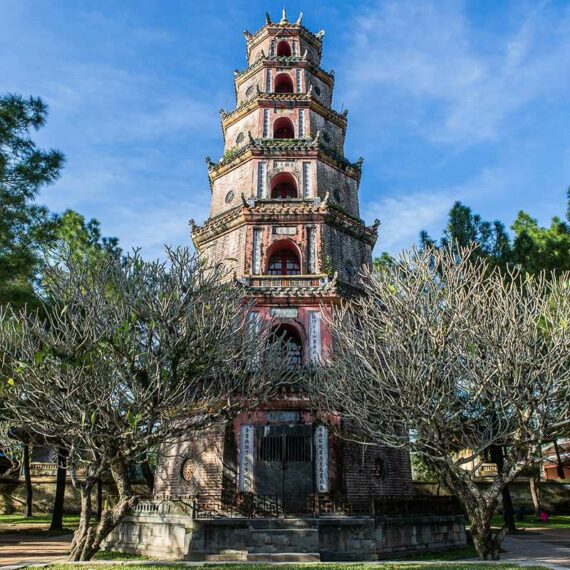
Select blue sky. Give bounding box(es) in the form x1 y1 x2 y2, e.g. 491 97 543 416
2 0 570 258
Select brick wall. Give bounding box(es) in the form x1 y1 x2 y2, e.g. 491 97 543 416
322 225 372 283
154 425 227 497
343 440 414 504
316 161 360 217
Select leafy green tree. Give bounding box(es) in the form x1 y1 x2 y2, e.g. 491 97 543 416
417 191 570 275
51 209 121 262
0 94 64 309
420 201 511 266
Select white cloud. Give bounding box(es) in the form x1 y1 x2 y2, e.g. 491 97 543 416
343 0 570 145
364 169 507 254
111 197 210 260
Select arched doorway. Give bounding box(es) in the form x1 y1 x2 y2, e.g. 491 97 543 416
256 323 312 513
276 40 291 57
273 117 295 139
267 241 301 275
271 323 303 367
271 172 298 199
274 73 294 94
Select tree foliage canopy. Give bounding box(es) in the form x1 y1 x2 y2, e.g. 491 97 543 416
313 245 570 559
418 192 570 274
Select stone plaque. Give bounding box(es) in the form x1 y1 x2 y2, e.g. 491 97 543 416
273 226 297 235
273 160 296 169
309 311 322 364
270 307 298 318
239 425 254 492
315 425 329 493
267 411 300 423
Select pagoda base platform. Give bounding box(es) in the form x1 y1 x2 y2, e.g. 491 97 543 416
104 501 467 561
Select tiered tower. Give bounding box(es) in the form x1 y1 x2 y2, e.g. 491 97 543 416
154 10 412 512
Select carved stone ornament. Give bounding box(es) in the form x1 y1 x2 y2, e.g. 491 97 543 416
181 458 194 481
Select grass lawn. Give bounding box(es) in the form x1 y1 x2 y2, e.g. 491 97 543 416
398 546 478 560
490 514 570 529
94 551 151 561
0 514 80 536
0 514 80 526
37 562 544 570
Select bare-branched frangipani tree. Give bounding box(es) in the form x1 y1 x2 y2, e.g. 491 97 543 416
311 245 570 560
0 248 287 560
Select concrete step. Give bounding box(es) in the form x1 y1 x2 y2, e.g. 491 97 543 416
247 518 317 530
247 552 320 562
187 550 248 562
249 528 319 551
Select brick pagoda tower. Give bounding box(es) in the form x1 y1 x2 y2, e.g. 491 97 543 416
154 9 412 513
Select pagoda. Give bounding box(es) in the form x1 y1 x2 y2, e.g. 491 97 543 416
153 8 412 512
108 11 468 561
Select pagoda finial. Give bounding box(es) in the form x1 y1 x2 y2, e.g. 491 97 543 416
243 30 252 40
356 157 364 169
280 8 288 24
316 30 325 40
296 12 303 26
265 12 272 25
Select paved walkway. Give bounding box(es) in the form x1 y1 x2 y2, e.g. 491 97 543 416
0 531 71 567
0 527 568 568
501 528 570 569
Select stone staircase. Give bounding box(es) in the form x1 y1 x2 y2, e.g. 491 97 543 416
247 518 319 561
189 518 320 562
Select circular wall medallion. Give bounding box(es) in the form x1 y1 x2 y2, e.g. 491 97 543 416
246 85 255 97
181 458 194 482
322 131 331 143
333 189 342 202
236 132 245 144
225 190 235 204
313 85 321 97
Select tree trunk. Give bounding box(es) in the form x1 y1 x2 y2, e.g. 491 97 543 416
468 506 504 560
68 458 138 561
553 439 566 479
96 477 103 521
490 446 516 533
22 443 33 518
49 447 67 531
529 467 541 517
69 482 94 561
140 458 154 493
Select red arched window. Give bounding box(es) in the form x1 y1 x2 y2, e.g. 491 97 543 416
273 117 295 139
276 41 292 57
271 324 303 367
271 172 298 199
268 249 301 276
275 73 294 94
